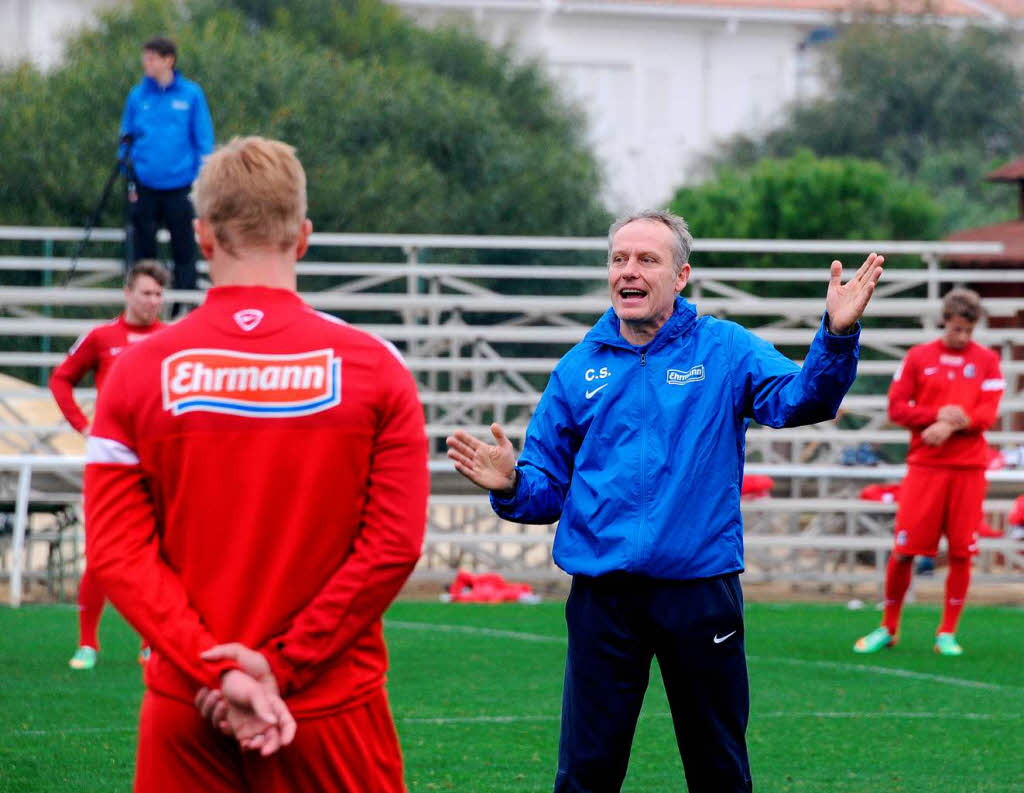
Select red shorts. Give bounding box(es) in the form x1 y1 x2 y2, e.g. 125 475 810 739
893 465 984 558
134 687 405 793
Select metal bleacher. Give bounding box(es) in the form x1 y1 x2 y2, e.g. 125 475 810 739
1 226 1023 603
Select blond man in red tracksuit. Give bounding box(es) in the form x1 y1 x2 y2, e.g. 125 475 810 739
855 288 1003 656
84 137 429 791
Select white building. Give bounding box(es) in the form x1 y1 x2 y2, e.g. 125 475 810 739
391 0 1024 209
0 0 120 69
3 0 1023 209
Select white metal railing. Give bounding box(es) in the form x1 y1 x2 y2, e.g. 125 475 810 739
4 227 1023 595
0 224 1004 251
4 454 1024 605
0 455 81 606
11 285 1024 317
9 318 1024 348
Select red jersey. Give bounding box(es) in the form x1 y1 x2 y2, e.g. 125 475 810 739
49 315 165 432
83 286 429 716
888 338 1003 468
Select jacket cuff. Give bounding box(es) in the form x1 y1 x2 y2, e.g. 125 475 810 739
821 314 861 351
260 641 297 698
488 468 520 511
204 659 242 689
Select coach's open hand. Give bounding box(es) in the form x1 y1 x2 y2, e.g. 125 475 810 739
447 422 518 494
826 252 884 335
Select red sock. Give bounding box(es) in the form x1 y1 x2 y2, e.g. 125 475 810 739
939 556 971 634
882 554 914 636
77 568 105 650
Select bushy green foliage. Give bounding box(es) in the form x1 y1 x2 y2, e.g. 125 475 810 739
709 23 1024 233
0 0 608 238
672 150 940 267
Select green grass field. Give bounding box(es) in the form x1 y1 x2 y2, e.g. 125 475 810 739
1 600 1022 793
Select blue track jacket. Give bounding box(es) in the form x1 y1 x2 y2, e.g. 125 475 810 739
491 296 861 580
119 72 214 190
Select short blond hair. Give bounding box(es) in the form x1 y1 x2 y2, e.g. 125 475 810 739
194 136 307 255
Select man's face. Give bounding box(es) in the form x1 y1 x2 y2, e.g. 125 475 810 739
608 219 690 329
142 50 175 82
124 275 164 326
942 315 976 350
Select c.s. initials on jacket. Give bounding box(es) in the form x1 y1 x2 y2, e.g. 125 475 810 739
492 296 861 580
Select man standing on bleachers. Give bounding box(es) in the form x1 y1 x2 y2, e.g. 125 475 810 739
49 259 169 670
855 288 1004 657
120 36 214 312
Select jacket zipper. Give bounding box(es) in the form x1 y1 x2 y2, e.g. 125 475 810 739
638 351 647 566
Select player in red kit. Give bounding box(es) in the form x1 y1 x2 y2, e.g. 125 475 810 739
855 288 1003 656
50 259 169 670
84 137 429 791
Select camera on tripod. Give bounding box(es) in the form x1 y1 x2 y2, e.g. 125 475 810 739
67 133 140 283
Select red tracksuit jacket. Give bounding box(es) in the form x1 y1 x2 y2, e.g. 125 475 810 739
49 315 165 432
84 286 429 716
888 338 1004 469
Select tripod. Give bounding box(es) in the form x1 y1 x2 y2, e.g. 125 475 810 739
66 135 137 285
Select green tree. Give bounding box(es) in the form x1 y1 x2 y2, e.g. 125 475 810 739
672 150 940 264
0 0 608 239
0 0 611 380
671 150 940 399
710 22 1024 233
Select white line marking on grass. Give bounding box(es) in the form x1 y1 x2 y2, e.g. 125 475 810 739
14 726 136 737
757 711 1023 720
400 711 1023 726
385 622 1020 694
748 655 1021 693
403 714 561 725
13 710 1021 737
385 620 564 644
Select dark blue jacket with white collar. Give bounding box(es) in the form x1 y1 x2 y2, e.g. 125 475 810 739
491 296 860 580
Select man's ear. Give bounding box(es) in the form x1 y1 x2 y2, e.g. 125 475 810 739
194 218 216 260
294 219 313 261
676 262 692 293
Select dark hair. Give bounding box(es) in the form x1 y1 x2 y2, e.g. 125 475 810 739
142 37 177 61
126 259 170 289
942 287 983 324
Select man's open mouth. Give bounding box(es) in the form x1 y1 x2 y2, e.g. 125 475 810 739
620 288 647 299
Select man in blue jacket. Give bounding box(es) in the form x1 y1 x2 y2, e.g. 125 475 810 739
446 210 883 793
120 37 214 309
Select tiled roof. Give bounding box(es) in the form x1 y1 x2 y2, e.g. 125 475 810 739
976 0 1024 15
944 220 1024 264
572 1 1024 19
986 156 1024 182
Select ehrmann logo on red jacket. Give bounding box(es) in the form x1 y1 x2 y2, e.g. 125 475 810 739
162 348 341 417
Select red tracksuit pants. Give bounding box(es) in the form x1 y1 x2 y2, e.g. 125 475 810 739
134 687 405 792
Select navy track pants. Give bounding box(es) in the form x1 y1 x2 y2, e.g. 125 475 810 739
554 572 752 793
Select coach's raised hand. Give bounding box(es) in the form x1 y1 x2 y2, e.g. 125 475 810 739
826 252 884 335
446 422 518 494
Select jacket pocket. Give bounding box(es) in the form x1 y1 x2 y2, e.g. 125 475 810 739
719 573 744 621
